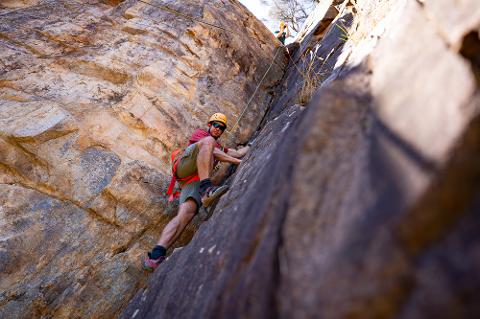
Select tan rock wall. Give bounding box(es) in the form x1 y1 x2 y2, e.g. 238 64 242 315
0 1 285 318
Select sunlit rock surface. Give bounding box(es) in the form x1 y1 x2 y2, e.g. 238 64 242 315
0 0 285 318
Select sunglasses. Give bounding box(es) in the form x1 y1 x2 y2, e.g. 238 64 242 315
211 122 226 131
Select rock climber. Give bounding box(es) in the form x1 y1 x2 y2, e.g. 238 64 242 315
274 21 290 45
142 112 250 271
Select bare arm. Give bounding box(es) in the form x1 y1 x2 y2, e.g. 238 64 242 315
226 145 250 158
213 148 241 165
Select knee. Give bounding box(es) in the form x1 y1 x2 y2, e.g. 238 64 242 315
178 209 195 223
178 200 197 220
198 136 215 149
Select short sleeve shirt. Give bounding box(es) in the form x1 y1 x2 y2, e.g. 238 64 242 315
189 129 228 153
275 30 286 44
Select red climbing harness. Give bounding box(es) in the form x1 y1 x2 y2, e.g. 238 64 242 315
166 149 200 201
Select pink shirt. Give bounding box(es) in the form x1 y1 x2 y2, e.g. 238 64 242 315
189 129 228 153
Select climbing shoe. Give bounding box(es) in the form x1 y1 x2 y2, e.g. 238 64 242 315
142 254 165 272
201 185 229 207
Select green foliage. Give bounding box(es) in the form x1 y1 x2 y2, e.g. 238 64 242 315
335 20 349 42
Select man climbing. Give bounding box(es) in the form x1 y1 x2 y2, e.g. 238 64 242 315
274 21 290 45
142 112 250 271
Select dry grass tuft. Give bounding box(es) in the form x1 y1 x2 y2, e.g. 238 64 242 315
298 44 327 105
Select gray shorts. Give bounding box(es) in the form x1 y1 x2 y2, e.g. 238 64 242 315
179 180 201 210
176 143 201 209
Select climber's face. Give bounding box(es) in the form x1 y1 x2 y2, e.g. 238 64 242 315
208 121 226 138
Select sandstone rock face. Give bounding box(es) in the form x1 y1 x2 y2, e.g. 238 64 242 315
0 1 284 318
122 1 480 318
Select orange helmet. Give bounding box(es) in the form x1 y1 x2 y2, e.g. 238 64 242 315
209 113 227 128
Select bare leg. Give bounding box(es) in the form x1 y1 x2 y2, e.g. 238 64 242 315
196 136 215 180
157 199 197 249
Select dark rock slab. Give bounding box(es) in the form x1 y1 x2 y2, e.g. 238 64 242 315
121 104 304 319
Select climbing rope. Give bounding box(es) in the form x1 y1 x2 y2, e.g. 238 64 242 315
227 47 281 134
1 0 290 138
138 0 232 33
138 0 328 135
137 0 286 135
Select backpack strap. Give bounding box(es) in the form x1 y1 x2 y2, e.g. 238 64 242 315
166 175 180 201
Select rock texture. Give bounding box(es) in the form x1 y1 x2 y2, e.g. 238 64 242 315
122 1 480 319
0 1 285 318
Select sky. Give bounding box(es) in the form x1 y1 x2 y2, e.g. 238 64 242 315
238 0 308 44
237 0 279 33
